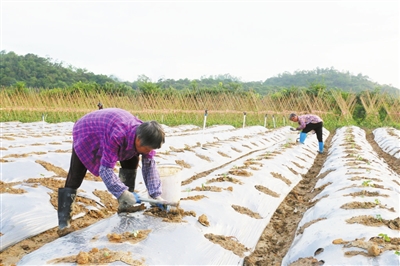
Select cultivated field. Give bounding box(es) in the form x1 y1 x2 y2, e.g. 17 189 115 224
1 121 399 265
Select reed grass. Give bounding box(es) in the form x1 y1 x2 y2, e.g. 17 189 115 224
1 88 399 130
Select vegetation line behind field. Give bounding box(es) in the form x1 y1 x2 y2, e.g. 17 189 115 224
1 87 399 130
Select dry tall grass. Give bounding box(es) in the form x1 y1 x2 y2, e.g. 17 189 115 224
1 89 399 129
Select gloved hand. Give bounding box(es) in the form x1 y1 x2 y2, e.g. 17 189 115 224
132 192 141 203
118 190 141 211
151 196 171 212
290 127 297 131
156 203 171 212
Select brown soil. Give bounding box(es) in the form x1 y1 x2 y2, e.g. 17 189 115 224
195 153 212 161
107 230 152 244
229 168 252 177
255 185 280 198
35 160 68 177
191 185 224 192
46 230 151 265
47 247 145 265
0 181 27 194
181 146 266 186
218 151 231 157
181 195 208 201
175 159 191 168
0 174 118 266
1 128 399 266
198 214 210 227
205 233 251 257
207 175 244 185
271 172 292 185
341 201 395 212
343 190 389 197
231 147 243 153
346 216 400 230
143 206 196 223
232 205 263 219
332 236 400 257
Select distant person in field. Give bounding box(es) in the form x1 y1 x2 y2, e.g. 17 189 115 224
97 102 103 109
58 108 166 236
289 113 324 154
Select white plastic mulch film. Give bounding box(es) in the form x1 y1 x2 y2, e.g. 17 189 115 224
373 127 400 159
1 121 399 265
282 126 400 266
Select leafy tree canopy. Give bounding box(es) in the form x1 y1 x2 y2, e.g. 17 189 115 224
0 50 119 88
1 51 398 96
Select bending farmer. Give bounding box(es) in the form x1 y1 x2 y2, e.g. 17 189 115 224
58 108 165 235
289 113 324 154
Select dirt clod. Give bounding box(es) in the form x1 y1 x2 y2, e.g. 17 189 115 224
198 214 210 227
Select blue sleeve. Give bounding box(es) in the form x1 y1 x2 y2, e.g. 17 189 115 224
99 165 127 198
142 157 162 198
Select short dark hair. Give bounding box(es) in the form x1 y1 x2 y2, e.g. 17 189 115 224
289 113 297 120
136 121 165 149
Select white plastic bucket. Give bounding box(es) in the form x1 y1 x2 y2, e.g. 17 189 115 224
158 164 182 203
286 131 298 144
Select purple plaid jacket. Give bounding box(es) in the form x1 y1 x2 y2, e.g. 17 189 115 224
296 114 323 130
73 108 162 198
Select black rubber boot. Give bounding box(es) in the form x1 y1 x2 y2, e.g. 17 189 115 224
58 187 77 230
119 168 137 192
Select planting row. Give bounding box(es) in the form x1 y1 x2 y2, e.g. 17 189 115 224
283 126 400 265
2 121 327 264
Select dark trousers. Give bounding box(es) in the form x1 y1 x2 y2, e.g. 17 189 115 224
301 122 323 142
64 148 139 189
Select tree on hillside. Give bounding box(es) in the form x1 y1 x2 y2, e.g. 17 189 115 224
1 51 398 96
0 50 119 88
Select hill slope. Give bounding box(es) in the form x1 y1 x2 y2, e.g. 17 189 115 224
1 50 398 95
0 51 119 88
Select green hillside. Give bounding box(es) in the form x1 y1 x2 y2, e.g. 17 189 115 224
1 50 398 95
262 68 398 95
0 51 119 88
